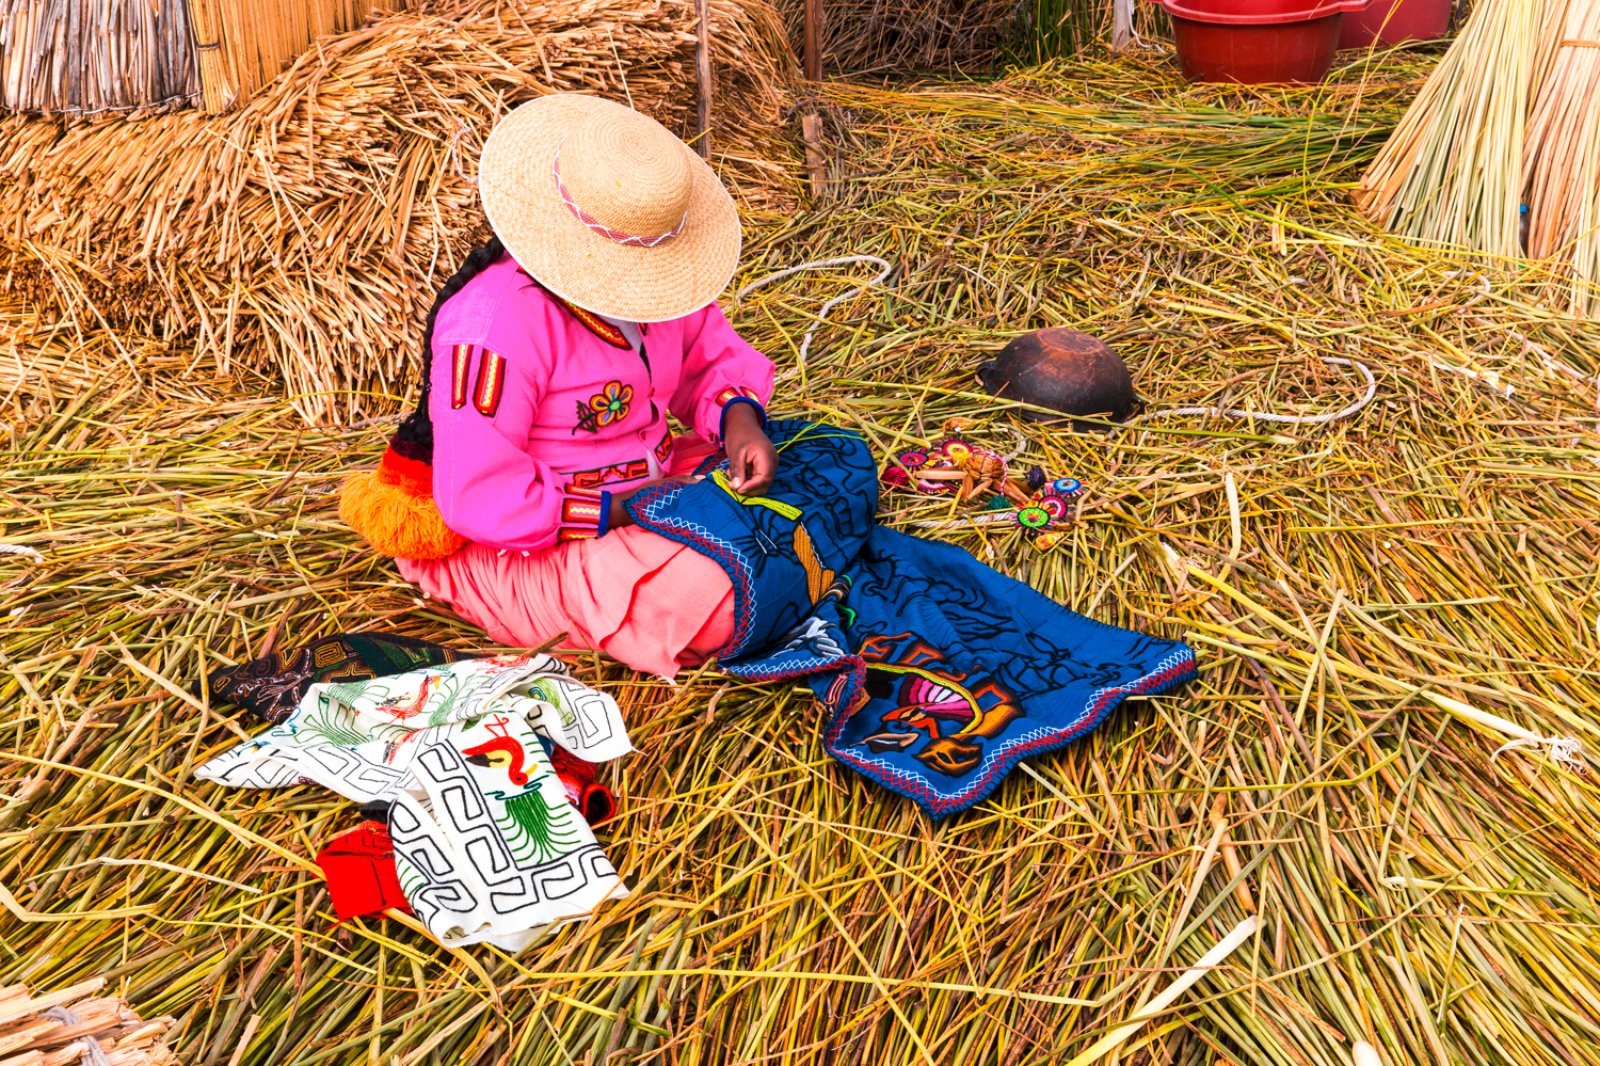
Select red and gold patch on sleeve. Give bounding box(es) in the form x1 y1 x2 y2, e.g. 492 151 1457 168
450 344 473 410
713 386 761 408
473 350 507 417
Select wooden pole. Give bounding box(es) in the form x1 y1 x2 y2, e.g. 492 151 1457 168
694 0 712 157
803 0 821 80
1112 0 1134 50
800 112 828 198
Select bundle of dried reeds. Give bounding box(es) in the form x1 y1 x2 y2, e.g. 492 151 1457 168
0 0 199 115
1356 0 1600 316
187 0 421 113
773 0 1168 74
0 0 797 426
1523 0 1600 314
0 978 178 1065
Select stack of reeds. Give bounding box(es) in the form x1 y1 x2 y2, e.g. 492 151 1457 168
187 0 421 113
774 0 1168 74
1524 0 1600 314
0 0 200 115
775 0 1016 73
1356 0 1600 316
0 978 178 1065
9 55 1600 1064
0 0 798 426
0 0 418 117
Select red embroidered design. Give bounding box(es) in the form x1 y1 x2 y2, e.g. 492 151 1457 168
553 145 687 248
460 714 531 786
516 268 631 348
473 350 506 417
572 461 644 489
568 433 675 489
451 344 473 410
559 486 605 542
713 386 760 408
560 298 630 349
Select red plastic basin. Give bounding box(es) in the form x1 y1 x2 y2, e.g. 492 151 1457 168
1148 0 1366 83
1338 0 1451 47
1169 13 1347 82
1158 0 1365 23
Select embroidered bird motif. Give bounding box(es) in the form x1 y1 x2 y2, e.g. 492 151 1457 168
373 674 433 722
460 714 531 787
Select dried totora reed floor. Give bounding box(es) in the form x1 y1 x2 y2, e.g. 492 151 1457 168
5 51 1600 1066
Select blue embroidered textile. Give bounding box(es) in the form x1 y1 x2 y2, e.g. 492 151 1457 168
625 421 1197 817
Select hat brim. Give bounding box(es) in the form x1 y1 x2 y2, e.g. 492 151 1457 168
478 94 741 323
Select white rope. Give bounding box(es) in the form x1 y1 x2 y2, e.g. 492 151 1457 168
0 544 45 563
45 1007 114 1066
735 256 893 372
1492 735 1589 774
732 256 1381 431
1139 356 1378 427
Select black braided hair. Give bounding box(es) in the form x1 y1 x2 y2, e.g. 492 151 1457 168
391 236 506 463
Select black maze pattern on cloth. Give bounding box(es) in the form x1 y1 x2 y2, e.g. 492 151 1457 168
194 657 632 950
392 742 621 931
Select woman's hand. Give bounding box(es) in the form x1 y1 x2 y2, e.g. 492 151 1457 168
607 406 775 531
723 404 778 496
608 488 641 531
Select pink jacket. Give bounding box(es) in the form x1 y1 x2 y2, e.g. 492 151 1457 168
428 253 774 553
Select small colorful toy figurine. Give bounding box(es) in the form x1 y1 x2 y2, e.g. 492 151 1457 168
883 420 1085 550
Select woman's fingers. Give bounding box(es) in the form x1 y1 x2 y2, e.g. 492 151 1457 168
729 444 749 491
742 443 777 495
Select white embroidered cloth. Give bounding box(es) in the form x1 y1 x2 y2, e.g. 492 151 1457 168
197 654 632 950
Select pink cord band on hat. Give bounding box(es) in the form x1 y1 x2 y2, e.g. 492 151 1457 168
553 146 687 248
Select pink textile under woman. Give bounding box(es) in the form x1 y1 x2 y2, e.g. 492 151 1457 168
400 437 735 679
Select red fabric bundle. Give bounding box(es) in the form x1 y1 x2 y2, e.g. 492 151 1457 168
315 821 412 922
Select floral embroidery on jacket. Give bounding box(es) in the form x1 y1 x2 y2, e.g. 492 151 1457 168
576 381 633 434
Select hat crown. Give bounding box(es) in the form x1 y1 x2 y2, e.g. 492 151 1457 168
558 112 692 240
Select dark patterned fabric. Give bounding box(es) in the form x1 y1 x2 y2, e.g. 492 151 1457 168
204 633 471 725
625 420 1198 818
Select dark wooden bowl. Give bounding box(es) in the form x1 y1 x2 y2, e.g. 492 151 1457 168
978 328 1136 425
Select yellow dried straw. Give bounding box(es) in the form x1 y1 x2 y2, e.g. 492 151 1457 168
8 52 1600 1066
0 0 800 426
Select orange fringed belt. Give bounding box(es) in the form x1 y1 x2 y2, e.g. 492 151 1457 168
340 442 465 562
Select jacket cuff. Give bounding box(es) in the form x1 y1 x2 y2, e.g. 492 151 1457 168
597 491 613 539
717 394 767 442
557 485 607 543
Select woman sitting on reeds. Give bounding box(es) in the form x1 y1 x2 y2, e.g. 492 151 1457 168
341 95 777 678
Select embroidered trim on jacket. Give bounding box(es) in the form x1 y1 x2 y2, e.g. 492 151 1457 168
451 345 473 410
558 485 606 542
473 350 506 417
713 385 762 408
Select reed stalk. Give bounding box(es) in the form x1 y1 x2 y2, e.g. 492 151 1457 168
0 0 199 115
7 52 1600 1064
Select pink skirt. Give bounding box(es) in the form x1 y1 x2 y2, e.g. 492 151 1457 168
399 439 734 678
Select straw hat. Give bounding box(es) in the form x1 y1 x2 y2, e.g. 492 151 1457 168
478 94 741 323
